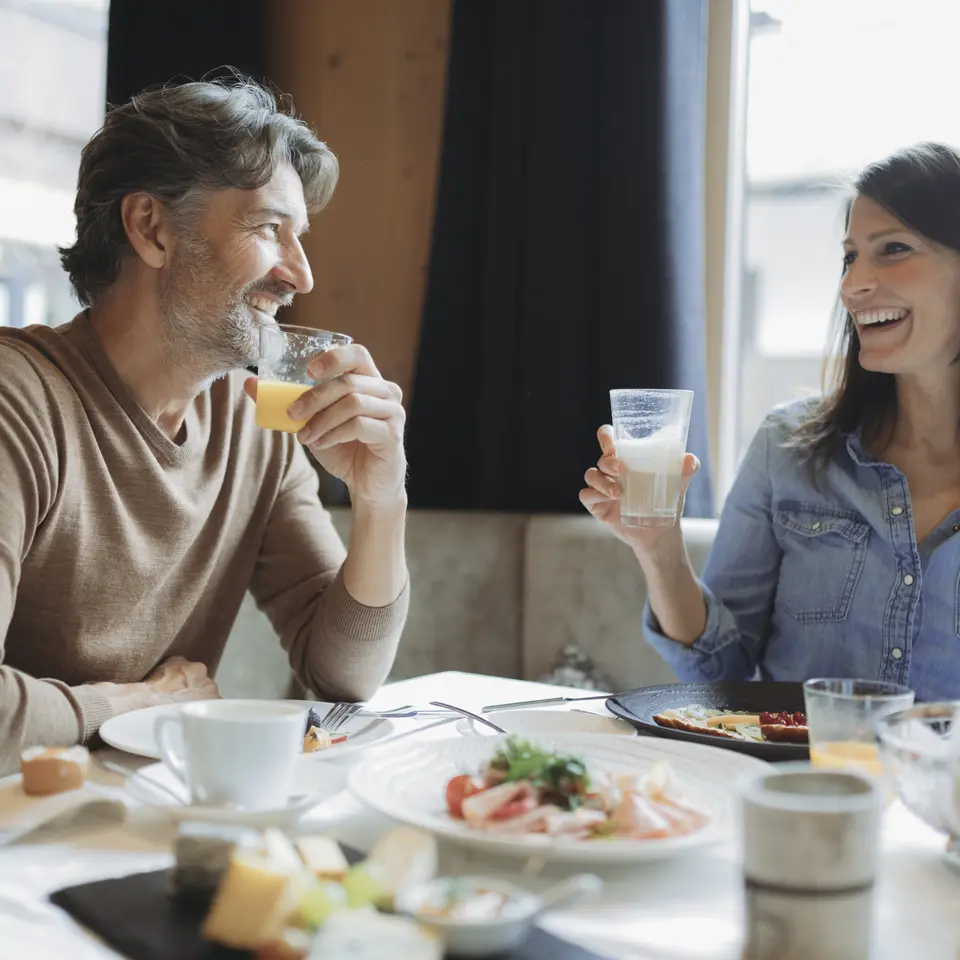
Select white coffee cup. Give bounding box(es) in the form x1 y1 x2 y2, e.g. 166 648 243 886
154 699 308 810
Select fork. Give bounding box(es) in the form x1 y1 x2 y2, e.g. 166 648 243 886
320 702 364 732
319 703 454 730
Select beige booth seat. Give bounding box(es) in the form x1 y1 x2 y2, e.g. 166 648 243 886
215 510 719 699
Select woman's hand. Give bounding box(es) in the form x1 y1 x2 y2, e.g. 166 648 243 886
579 424 700 555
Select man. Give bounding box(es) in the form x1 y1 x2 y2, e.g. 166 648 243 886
0 78 409 775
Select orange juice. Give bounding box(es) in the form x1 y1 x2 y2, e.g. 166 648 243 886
809 741 884 776
255 380 312 433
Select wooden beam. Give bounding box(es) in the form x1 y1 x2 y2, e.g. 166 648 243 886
266 0 452 405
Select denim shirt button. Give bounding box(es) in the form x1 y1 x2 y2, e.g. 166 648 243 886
891 506 903 516
891 647 904 660
903 574 915 586
953 523 960 533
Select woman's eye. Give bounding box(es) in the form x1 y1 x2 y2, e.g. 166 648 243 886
842 251 856 269
882 241 911 256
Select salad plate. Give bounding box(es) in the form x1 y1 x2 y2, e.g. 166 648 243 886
348 732 769 863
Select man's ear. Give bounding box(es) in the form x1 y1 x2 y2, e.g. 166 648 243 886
120 193 173 270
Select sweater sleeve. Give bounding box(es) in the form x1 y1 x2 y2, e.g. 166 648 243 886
249 441 407 702
0 349 108 777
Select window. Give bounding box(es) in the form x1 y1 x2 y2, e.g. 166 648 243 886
0 0 108 328
731 0 960 464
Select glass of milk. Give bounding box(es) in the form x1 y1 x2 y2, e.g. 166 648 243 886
608 388 693 527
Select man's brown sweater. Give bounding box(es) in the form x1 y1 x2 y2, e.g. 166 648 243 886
0 314 408 774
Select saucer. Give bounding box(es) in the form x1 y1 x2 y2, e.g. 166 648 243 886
124 762 344 829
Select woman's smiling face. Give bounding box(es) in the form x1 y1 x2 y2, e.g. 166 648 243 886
841 194 960 377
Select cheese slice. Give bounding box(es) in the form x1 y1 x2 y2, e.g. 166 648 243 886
307 911 442 960
171 821 260 900
296 834 349 881
705 714 761 728
202 846 307 950
365 827 438 907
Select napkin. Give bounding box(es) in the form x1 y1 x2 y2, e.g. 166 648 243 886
0 778 126 847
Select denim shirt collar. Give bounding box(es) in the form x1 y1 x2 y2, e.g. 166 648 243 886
845 428 887 469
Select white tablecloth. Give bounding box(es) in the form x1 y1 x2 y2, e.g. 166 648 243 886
0 671 957 960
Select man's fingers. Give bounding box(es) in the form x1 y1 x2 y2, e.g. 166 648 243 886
243 377 258 402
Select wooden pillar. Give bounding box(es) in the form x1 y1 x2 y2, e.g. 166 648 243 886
266 0 452 405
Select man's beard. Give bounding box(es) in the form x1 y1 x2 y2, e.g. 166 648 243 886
157 235 288 382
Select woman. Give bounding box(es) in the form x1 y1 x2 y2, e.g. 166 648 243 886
580 142 960 703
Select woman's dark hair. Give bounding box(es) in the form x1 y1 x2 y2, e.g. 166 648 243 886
60 75 338 306
788 142 960 465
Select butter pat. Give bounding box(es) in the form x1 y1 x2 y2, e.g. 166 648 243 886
20 746 89 796
296 834 349 881
365 827 438 907
308 911 442 960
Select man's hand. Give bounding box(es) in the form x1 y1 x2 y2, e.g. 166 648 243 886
89 656 221 717
244 343 407 508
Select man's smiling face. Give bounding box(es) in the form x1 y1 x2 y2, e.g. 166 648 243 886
157 161 314 372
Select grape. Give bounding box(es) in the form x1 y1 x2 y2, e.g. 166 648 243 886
340 863 385 908
294 880 348 928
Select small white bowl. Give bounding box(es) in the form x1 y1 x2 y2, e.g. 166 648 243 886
395 873 602 958
457 708 636 738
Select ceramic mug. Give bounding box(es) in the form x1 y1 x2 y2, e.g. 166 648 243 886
155 699 307 810
739 762 882 960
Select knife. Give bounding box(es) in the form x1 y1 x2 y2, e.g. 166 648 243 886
481 692 614 713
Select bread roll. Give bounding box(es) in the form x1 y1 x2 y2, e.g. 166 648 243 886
20 745 90 796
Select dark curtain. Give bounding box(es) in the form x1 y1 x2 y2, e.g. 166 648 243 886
106 0 266 105
406 0 713 517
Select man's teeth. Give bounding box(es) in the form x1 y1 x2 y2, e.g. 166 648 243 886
246 296 279 317
856 308 909 327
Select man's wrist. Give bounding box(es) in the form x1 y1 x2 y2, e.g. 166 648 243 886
349 491 408 522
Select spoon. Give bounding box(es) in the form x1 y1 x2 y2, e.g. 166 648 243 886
96 757 187 806
429 701 506 733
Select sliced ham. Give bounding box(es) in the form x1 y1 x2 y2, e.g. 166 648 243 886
609 792 675 839
460 780 537 825
482 804 562 834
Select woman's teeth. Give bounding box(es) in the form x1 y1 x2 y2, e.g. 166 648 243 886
856 308 909 328
246 296 279 317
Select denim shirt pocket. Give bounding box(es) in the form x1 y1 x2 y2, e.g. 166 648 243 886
773 503 871 622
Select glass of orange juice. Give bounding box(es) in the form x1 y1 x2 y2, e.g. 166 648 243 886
803 679 914 789
255 324 352 433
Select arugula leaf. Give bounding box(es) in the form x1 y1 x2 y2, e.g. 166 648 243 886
487 737 590 810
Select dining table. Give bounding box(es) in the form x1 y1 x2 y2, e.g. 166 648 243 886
0 670 957 960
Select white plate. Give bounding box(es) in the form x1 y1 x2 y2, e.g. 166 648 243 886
456 709 636 738
123 761 343 829
99 700 394 762
349 732 769 864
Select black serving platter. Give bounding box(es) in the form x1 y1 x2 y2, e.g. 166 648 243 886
606 681 809 761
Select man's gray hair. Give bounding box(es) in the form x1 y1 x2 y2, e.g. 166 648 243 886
60 76 338 306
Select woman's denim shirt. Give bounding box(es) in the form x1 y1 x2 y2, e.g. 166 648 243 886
643 398 960 702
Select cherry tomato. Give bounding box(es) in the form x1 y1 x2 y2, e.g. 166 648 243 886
445 775 481 818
